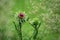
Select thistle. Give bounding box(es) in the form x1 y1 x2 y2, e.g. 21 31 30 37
13 12 28 40
29 18 41 40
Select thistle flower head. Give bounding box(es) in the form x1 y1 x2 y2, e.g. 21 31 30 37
29 18 40 25
18 12 25 19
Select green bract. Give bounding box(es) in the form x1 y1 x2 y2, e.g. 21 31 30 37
29 17 40 27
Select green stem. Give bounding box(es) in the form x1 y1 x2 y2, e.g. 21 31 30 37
33 28 38 40
18 20 22 40
13 21 18 31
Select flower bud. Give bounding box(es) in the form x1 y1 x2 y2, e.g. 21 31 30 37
18 13 25 19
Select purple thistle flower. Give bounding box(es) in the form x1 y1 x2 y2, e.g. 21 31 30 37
18 12 25 19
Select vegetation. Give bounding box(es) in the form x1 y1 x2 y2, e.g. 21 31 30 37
0 0 60 40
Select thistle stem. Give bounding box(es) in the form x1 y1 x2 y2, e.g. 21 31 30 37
33 28 38 40
18 20 22 40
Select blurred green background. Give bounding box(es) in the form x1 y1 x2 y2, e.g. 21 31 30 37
0 0 60 40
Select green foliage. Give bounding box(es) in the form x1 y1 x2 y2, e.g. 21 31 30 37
0 0 60 40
